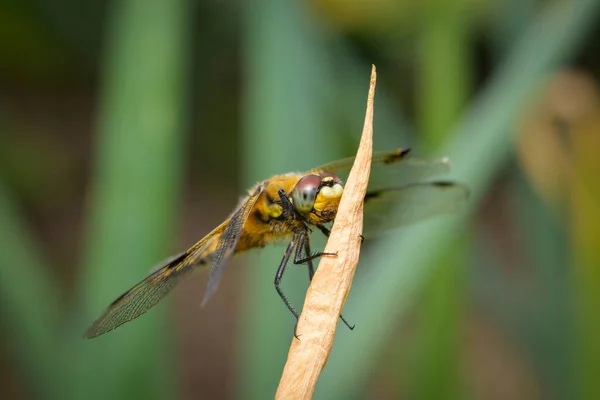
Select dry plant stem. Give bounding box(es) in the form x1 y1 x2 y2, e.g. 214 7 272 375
275 65 376 400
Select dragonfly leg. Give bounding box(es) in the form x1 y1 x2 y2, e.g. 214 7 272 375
316 223 364 243
275 234 302 339
294 249 338 264
295 230 355 331
277 189 296 217
315 223 330 238
293 229 337 265
278 189 314 233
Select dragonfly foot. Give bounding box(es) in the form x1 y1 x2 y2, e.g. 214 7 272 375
293 320 302 340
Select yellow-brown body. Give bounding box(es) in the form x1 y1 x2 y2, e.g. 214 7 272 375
235 173 342 252
84 148 467 339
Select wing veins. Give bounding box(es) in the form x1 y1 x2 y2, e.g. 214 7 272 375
85 218 228 338
84 251 192 338
201 184 264 305
310 148 453 191
362 181 469 237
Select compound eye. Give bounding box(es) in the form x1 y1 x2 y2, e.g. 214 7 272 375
292 174 321 214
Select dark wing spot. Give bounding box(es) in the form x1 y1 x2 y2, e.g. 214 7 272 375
164 252 191 269
365 190 382 201
109 290 130 307
108 251 189 308
383 148 411 164
431 181 456 187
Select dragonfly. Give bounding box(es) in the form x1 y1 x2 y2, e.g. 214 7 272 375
84 148 468 339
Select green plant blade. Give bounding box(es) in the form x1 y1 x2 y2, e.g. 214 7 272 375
73 0 190 398
316 0 599 397
0 182 63 398
237 1 337 398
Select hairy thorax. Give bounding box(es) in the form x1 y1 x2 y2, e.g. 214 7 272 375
235 173 343 252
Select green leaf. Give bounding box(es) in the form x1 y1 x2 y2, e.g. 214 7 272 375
0 182 63 398
315 0 599 397
73 0 191 398
237 1 338 398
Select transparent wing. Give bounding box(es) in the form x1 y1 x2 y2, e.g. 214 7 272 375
85 221 224 338
362 181 469 238
85 184 265 338
311 148 453 192
201 184 264 306
84 251 196 338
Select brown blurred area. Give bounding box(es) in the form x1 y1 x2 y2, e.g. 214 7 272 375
2 1 600 399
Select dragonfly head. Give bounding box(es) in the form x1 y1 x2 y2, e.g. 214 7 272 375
292 172 344 221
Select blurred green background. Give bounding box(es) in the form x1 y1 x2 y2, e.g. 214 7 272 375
1 0 599 399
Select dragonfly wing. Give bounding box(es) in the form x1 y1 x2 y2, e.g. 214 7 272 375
310 148 411 176
85 221 224 338
313 149 453 192
84 251 195 338
362 181 469 238
201 184 265 306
